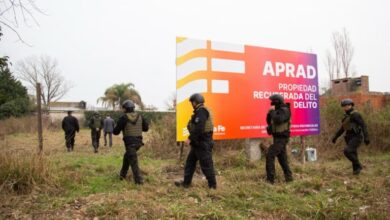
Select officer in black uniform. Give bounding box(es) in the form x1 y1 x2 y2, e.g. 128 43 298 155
175 93 217 189
89 112 104 153
332 99 369 175
266 94 293 184
62 111 79 152
113 100 149 184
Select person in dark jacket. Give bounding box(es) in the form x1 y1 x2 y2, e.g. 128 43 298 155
89 111 104 153
62 111 79 152
103 114 115 147
114 100 149 184
175 93 217 189
332 99 370 175
265 94 293 184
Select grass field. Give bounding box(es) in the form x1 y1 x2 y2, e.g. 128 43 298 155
0 130 389 219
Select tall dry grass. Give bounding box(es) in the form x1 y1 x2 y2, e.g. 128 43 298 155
0 115 61 137
145 113 178 159
0 152 58 195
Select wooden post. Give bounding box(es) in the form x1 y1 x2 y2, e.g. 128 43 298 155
36 83 43 154
179 142 184 161
300 136 306 164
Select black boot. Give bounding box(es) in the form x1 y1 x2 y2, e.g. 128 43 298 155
175 180 190 188
353 167 362 175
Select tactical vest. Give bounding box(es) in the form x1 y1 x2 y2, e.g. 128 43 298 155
124 113 142 137
271 108 291 134
187 106 213 133
92 117 101 129
342 110 360 133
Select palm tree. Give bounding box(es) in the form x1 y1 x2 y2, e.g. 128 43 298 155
97 83 144 110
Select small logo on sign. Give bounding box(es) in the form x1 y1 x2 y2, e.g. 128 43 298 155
214 125 226 134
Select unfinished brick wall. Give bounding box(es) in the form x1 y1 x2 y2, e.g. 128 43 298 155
331 75 369 95
320 93 388 110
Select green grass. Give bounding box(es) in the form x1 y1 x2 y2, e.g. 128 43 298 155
1 131 390 219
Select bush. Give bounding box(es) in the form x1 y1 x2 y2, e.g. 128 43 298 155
312 98 390 156
0 98 30 120
145 113 178 159
0 58 31 120
363 105 390 151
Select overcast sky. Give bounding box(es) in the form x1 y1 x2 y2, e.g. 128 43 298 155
1 0 389 109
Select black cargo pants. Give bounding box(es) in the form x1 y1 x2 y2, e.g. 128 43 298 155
183 140 216 188
344 135 363 171
91 129 101 150
65 131 76 151
266 137 293 183
120 143 142 184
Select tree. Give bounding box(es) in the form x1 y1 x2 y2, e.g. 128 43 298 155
339 28 354 77
16 55 72 107
98 83 144 110
164 92 176 111
330 28 355 79
0 0 43 45
0 56 30 119
331 32 342 79
323 50 335 87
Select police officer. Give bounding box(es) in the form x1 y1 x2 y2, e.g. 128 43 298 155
89 111 103 153
265 94 293 184
113 100 149 184
62 111 79 152
332 99 369 175
175 93 217 189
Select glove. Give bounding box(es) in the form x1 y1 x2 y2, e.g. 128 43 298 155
266 125 272 135
331 137 337 144
364 139 370 145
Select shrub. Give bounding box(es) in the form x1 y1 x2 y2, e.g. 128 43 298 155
145 113 178 159
0 98 30 120
312 98 390 156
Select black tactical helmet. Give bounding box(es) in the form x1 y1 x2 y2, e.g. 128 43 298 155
122 100 135 110
269 94 284 105
341 98 354 107
189 93 205 104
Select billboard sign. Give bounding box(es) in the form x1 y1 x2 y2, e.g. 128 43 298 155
176 37 320 141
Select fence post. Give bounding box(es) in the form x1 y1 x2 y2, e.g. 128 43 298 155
36 83 43 154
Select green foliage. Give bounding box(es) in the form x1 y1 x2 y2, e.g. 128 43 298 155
0 97 29 119
97 83 144 110
362 105 390 151
314 98 390 153
0 57 30 120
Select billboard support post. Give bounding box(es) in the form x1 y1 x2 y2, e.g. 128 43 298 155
179 141 185 161
300 136 306 164
245 138 261 162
